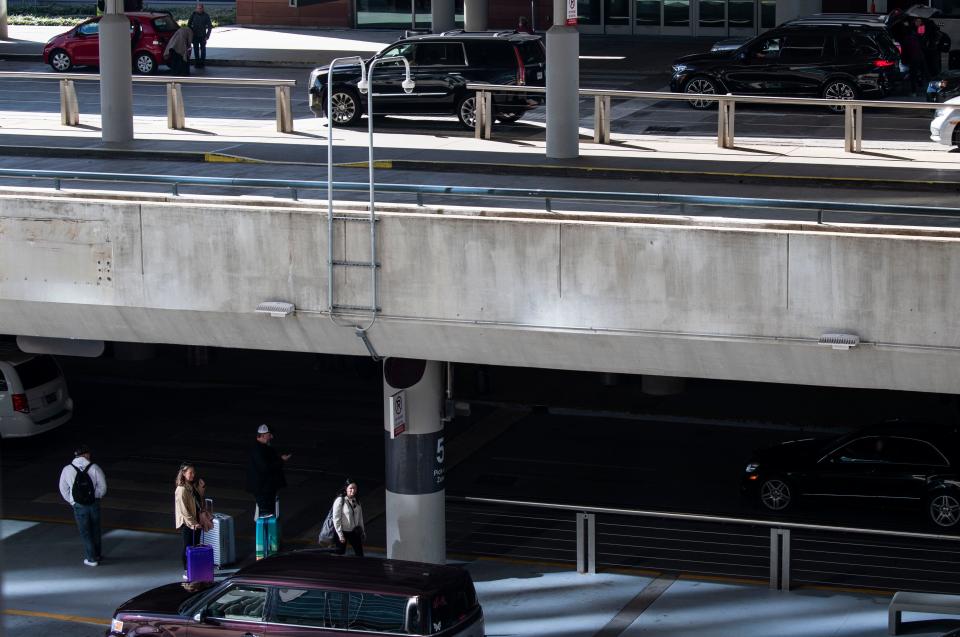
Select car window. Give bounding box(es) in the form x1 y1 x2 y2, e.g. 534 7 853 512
463 41 515 67
780 34 827 61
883 437 950 466
273 587 348 628
347 592 411 633
415 42 465 66
429 579 477 632
832 436 885 463
516 40 545 65
78 21 100 36
13 355 60 389
751 36 782 59
152 15 178 32
836 33 880 58
206 585 268 621
379 43 416 67
0 368 7 392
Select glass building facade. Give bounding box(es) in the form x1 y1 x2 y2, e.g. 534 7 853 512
357 0 465 29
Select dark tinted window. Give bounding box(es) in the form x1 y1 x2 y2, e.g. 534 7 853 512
13 356 59 389
348 592 410 633
415 42 466 66
884 438 950 466
152 15 178 32
463 41 514 67
0 368 7 392
274 588 331 627
516 40 545 65
834 437 885 463
429 578 477 632
206 586 268 621
751 36 783 59
781 34 826 61
836 33 880 58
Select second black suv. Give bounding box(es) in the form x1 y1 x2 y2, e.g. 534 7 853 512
671 21 906 109
308 30 545 129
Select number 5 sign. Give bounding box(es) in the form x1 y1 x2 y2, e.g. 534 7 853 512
565 0 578 25
390 390 406 439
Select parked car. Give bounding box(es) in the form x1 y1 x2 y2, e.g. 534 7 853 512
106 550 485 636
308 30 545 129
930 95 960 146
42 12 179 75
674 21 906 109
742 422 960 528
0 345 73 439
928 70 960 102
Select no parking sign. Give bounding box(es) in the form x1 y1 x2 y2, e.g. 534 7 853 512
566 0 578 25
390 390 407 439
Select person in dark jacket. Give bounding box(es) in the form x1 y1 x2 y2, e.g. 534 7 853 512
187 3 213 68
246 424 291 519
902 22 928 97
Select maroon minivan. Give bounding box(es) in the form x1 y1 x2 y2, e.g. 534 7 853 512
106 551 485 636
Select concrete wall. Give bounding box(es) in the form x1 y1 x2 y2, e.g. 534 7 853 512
2 191 960 393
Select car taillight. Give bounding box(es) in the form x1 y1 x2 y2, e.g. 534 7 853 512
12 393 29 414
873 59 896 68
513 46 526 85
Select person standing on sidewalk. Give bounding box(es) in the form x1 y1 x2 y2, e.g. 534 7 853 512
332 480 365 557
246 424 291 520
174 462 203 579
58 444 107 567
187 3 213 69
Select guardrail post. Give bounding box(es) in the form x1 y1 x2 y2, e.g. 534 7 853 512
769 528 791 591
59 79 79 127
166 82 185 130
717 97 735 149
473 91 492 141
275 85 293 133
576 512 596 575
593 95 611 144
854 104 863 153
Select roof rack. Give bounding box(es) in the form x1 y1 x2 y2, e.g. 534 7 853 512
440 28 466 36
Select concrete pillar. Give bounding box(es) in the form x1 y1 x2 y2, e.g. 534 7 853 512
775 0 819 25
0 0 8 42
432 0 455 33
546 0 579 159
464 0 488 31
384 359 445 564
99 0 133 144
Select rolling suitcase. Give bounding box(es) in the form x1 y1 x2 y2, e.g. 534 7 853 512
255 514 278 560
202 513 236 568
186 544 214 583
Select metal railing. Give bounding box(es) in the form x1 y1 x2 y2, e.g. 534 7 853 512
0 168 959 226
447 496 960 593
467 83 950 153
0 71 297 133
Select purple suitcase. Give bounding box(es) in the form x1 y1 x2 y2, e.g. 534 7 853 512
186 544 214 583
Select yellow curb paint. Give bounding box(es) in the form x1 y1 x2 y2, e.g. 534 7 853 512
204 153 263 164
336 160 394 169
3 609 110 626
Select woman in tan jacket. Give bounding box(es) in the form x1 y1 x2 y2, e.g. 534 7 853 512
174 463 201 578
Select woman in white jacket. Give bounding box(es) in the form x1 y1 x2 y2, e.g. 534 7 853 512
332 480 365 556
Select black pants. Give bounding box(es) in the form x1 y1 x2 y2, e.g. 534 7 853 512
255 492 277 518
192 40 206 66
168 51 190 76
180 525 199 569
335 528 364 556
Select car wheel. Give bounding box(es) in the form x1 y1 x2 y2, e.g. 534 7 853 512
822 79 857 112
496 111 523 124
134 52 156 75
49 49 73 73
759 477 793 511
928 491 960 528
457 94 477 129
328 88 362 127
952 126 960 147
683 76 720 110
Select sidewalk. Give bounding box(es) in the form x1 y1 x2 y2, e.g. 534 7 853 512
3 519 957 637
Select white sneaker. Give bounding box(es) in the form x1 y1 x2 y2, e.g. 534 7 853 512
83 559 99 567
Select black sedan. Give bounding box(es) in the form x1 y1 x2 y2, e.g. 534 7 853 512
742 423 960 528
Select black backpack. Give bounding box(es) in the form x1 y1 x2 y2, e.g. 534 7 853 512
72 462 96 505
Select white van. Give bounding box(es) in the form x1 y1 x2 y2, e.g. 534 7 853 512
0 344 74 438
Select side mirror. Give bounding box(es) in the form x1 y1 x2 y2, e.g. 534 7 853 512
192 610 207 623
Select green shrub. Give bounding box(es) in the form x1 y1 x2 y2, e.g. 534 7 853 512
8 3 235 27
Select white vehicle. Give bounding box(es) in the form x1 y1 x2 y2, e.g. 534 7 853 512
0 344 73 438
930 96 960 147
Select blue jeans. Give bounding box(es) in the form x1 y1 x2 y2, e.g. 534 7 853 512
72 502 102 562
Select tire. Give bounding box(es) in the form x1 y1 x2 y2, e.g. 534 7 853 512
496 111 523 124
928 491 960 528
952 126 960 147
327 88 362 127
758 476 793 512
49 49 73 73
457 94 477 129
822 79 857 112
134 52 156 75
684 76 720 110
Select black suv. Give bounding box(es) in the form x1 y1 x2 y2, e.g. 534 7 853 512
742 422 960 528
672 21 905 109
308 30 545 128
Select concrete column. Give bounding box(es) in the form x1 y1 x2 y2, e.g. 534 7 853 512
384 359 445 564
775 0 819 25
464 0 488 31
546 0 578 159
432 0 455 33
0 0 8 42
99 0 133 144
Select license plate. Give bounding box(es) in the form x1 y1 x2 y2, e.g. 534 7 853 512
44 393 57 405
537 71 543 80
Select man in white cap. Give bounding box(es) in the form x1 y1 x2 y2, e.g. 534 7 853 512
246 424 291 519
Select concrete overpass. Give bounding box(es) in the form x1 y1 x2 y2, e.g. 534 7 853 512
1 187 958 395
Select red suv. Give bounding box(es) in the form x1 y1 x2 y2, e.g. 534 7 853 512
42 12 178 75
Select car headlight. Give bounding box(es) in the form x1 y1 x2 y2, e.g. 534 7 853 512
745 463 759 473
110 618 124 633
672 64 688 74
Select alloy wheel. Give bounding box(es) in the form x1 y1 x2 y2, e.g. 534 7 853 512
51 51 72 72
685 78 717 109
760 479 792 511
135 54 154 74
330 92 357 125
930 493 960 527
459 96 477 128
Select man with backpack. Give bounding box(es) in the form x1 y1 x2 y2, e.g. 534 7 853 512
58 444 108 566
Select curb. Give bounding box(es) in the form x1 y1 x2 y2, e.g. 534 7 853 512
0 144 207 162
